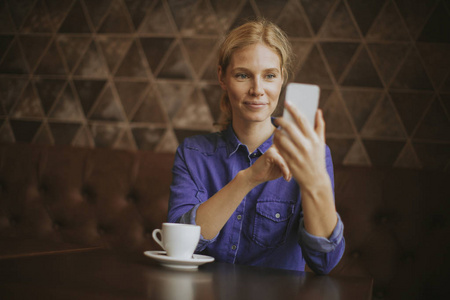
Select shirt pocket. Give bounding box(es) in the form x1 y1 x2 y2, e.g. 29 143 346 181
252 200 295 248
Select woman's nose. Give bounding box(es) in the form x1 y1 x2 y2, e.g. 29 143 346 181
249 78 264 96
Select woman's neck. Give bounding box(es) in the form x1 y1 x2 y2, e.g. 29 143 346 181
232 118 275 153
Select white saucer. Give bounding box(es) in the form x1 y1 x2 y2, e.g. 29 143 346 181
144 251 214 270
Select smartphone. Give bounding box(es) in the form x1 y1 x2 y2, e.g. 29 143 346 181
283 83 320 128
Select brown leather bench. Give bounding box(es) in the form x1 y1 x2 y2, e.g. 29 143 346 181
1 143 449 299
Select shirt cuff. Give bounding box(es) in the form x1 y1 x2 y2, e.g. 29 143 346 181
178 203 218 250
298 213 344 253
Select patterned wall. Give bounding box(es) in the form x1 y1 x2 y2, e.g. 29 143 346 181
0 0 449 170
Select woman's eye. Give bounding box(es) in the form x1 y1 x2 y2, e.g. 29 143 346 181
266 74 276 79
235 73 248 79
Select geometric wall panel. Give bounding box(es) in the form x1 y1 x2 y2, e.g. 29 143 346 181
0 0 448 171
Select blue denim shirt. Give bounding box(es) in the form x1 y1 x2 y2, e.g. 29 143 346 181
168 124 345 274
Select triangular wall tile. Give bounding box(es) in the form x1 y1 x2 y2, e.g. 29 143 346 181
73 79 107 116
200 83 222 123
295 45 333 86
366 1 410 41
346 0 386 36
180 0 220 35
98 0 133 33
123 0 155 30
48 122 81 145
166 0 197 30
74 41 108 78
389 91 433 135
114 41 148 78
9 119 42 143
413 142 450 171
89 123 123 148
299 0 335 34
210 0 243 31
228 1 258 30
72 125 94 148
390 48 434 90
441 93 450 114
21 0 53 33
115 80 149 118
18 35 52 71
276 0 311 38
44 0 73 30
57 35 91 73
172 89 214 130
320 42 359 82
201 59 218 80
326 137 355 165
290 41 314 71
132 88 167 124
157 42 193 79
341 89 383 131
58 0 91 33
0 4 16 33
363 139 405 167
11 82 45 118
414 99 450 141
97 36 133 73
322 90 354 135
367 42 411 86
49 84 85 121
343 138 371 167
416 43 450 89
319 1 359 39
0 35 14 59
35 41 66 75
157 82 193 119
114 128 137 150
83 0 111 30
0 120 15 143
361 95 407 138
418 1 450 43
138 0 175 34
394 0 438 39
6 0 36 30
155 128 178 153
33 122 53 145
182 38 217 76
0 38 28 74
394 141 422 169
341 47 383 88
255 0 288 22
89 84 126 121
0 77 28 115
131 126 166 150
140 37 174 73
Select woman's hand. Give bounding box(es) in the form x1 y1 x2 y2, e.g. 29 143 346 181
242 146 292 188
273 101 328 189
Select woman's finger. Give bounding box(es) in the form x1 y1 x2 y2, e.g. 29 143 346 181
315 109 326 143
284 101 316 137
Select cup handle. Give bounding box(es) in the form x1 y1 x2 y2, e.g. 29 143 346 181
152 229 165 250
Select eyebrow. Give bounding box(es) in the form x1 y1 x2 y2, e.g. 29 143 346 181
231 67 280 73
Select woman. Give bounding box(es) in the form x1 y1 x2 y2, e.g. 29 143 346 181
168 19 344 274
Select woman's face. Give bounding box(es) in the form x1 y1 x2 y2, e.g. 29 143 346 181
219 43 283 127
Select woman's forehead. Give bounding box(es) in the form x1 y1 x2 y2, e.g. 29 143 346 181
228 43 281 70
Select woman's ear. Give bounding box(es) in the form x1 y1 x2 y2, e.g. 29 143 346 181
218 66 227 90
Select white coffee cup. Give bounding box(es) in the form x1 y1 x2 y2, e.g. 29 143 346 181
152 223 201 259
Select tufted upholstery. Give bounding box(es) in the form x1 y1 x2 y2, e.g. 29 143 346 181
1 143 449 299
0 143 174 252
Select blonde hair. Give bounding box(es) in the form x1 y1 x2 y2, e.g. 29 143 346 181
217 19 294 128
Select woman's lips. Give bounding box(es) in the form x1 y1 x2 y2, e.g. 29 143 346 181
244 101 267 110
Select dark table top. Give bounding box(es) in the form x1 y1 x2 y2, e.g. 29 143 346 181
0 248 372 300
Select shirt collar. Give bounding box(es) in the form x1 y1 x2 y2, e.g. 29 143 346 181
223 118 276 157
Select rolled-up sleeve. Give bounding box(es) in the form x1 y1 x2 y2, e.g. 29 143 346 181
167 145 217 251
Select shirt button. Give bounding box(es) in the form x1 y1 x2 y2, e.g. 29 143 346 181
231 245 237 250
237 215 242 220
275 213 281 219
